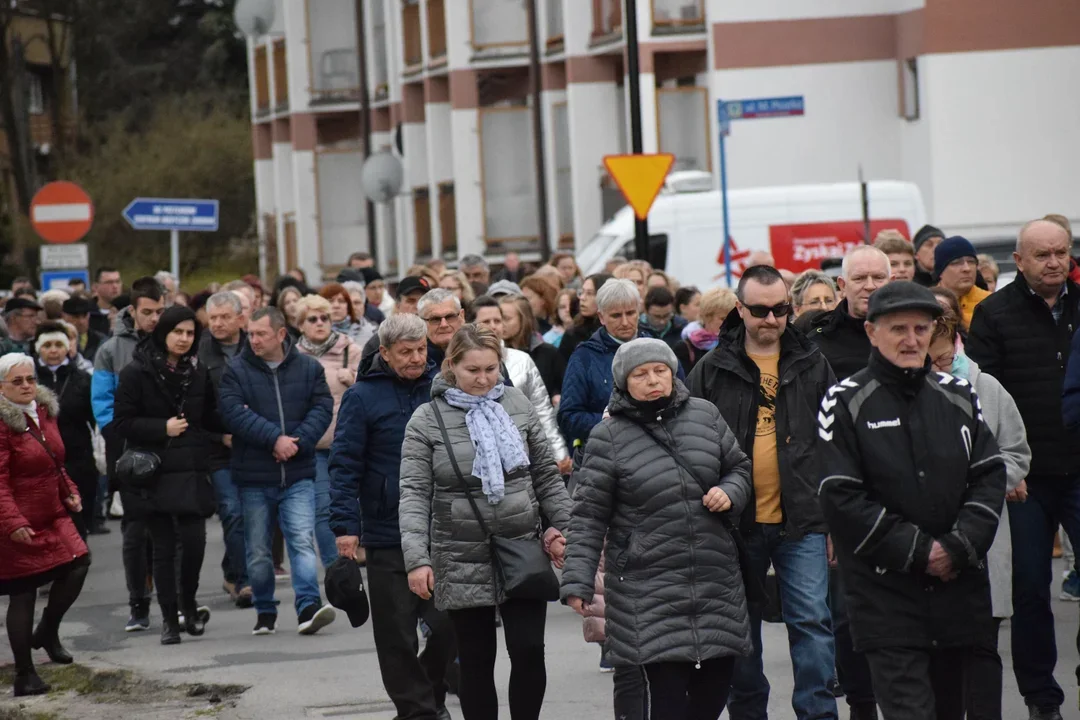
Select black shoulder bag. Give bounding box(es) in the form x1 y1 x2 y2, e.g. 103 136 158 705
625 417 768 604
431 401 560 602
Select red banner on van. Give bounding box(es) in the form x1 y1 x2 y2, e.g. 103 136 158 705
769 220 910 273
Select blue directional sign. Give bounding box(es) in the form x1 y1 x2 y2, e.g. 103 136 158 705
720 96 805 122
122 198 220 232
41 269 91 292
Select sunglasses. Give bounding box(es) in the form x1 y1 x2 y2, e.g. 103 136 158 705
305 314 330 324
744 303 792 319
5 376 37 387
425 313 460 326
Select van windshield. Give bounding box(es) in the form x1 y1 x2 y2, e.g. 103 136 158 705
577 233 617 274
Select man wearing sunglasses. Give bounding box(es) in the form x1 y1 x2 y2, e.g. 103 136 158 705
687 264 839 720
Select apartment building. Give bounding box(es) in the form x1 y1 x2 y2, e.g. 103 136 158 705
247 0 1080 280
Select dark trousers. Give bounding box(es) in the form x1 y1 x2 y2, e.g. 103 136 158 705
829 569 876 709
367 547 456 720
146 514 206 612
121 514 151 606
448 598 548 720
614 665 647 720
864 646 968 720
641 657 736 720
964 618 1002 720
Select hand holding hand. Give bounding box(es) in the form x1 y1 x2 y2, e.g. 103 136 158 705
556 457 573 475
1006 479 1028 503
166 416 189 437
547 535 567 569
702 487 732 513
408 566 435 600
336 535 360 561
927 540 956 581
10 526 34 544
827 534 838 569
222 434 233 449
64 495 82 513
567 596 589 616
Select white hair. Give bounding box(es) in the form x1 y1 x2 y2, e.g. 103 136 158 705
342 280 366 295
841 246 890 279
0 353 34 381
206 291 242 314
596 278 641 314
40 289 70 304
417 288 462 317
378 313 427 347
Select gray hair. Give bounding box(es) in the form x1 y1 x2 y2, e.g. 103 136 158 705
155 270 177 285
378 313 427 348
0 353 34 381
458 254 488 271
250 306 286 331
791 270 836 307
841 246 890 279
417 288 462 317
206 291 243 314
597 278 641 314
342 280 366 295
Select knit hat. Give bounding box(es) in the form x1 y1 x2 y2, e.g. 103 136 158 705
866 281 943 323
933 236 977 280
360 268 384 285
913 224 945 253
487 280 522 297
151 305 201 358
611 338 679 390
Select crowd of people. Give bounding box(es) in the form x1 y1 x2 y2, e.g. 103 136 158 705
0 219 1078 720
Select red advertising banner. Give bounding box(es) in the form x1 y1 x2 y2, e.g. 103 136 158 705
769 220 911 273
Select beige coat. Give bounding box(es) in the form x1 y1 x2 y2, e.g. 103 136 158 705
298 333 362 449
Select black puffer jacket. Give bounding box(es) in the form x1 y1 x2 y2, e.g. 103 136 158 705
966 274 1080 478
112 342 223 519
561 380 753 667
806 300 872 381
36 360 96 491
816 350 1006 651
686 313 836 539
197 330 245 472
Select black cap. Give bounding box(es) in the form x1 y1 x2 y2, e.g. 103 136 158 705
324 557 369 628
912 224 945 252
360 268 383 285
866 281 944 323
62 296 94 315
5 296 41 313
336 268 365 285
397 275 432 298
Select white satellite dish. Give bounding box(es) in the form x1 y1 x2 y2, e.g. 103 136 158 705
234 0 276 36
360 152 405 204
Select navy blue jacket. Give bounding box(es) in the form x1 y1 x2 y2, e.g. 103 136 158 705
1063 324 1080 432
328 356 436 547
218 337 333 488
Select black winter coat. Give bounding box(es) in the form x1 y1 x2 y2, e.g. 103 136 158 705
526 335 565 398
112 343 223 518
82 329 107 363
561 380 752 667
816 350 1006 651
806 300 872 381
36 361 96 490
966 274 1080 479
197 331 245 472
686 315 836 539
559 316 602 362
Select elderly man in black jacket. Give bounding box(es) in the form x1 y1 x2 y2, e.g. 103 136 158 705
817 281 1006 720
687 265 838 720
967 218 1079 720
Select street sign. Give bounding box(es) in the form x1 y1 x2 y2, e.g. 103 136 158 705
122 198 220 232
40 243 88 270
41 269 90 291
30 181 94 244
602 153 675 221
720 96 805 122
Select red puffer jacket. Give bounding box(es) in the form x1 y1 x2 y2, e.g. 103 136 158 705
0 387 88 581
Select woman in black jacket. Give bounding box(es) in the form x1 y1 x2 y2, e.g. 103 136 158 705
558 273 612 361
112 306 222 645
32 322 98 538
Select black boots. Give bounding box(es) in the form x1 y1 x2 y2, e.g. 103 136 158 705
850 704 879 720
13 668 50 697
32 619 73 664
181 602 207 637
160 604 182 645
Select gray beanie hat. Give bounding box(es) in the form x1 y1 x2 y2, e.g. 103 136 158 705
612 338 679 390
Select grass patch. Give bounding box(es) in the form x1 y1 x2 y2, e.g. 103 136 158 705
40 665 137 696
0 709 63 720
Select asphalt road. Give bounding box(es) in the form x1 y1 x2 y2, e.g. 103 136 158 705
2 521 1078 718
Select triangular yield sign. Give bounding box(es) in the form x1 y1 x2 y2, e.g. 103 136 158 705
603 153 675 220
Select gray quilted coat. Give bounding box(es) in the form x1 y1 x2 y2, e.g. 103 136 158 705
560 380 753 667
399 377 572 611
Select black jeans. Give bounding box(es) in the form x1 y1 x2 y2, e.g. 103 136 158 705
641 657 736 720
121 514 151 606
963 619 1002 720
367 547 456 720
614 665 647 720
146 514 206 612
448 598 548 720
865 646 968 720
829 568 876 709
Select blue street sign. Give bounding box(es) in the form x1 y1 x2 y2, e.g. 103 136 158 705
720 96 805 122
122 198 220 232
41 269 90 292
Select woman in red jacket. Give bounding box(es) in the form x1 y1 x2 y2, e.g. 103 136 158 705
0 353 90 697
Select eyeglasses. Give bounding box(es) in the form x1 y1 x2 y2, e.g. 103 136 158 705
425 312 460 326
5 376 36 387
305 314 330 324
744 303 792 319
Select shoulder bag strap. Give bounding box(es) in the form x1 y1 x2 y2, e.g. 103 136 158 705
431 400 492 538
24 423 65 478
343 346 350 369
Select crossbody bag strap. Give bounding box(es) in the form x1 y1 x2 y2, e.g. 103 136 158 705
24 424 65 479
431 400 492 538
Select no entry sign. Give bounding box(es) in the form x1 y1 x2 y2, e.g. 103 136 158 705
30 181 94 244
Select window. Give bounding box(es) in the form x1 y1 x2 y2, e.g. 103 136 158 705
547 0 564 44
254 46 270 114
370 0 389 96
428 0 447 60
414 187 432 257
552 102 573 244
439 182 457 257
480 106 538 244
592 0 622 38
658 86 709 172
651 0 704 28
472 0 528 48
901 57 919 121
272 40 288 109
26 72 44 115
403 1 423 68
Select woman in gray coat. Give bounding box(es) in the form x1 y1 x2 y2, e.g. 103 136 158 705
399 324 572 720
562 338 753 720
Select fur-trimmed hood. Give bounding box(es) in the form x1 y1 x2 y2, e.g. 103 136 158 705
0 386 59 432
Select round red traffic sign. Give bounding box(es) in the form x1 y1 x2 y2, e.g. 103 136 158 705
30 181 94 244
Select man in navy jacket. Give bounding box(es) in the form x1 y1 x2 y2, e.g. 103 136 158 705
329 313 456 720
219 307 335 637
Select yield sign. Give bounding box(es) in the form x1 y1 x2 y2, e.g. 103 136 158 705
603 153 675 220
30 181 94 244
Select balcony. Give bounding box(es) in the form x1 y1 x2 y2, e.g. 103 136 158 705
403 1 423 70
652 0 705 32
471 0 528 50
307 0 361 104
592 0 622 42
428 0 447 64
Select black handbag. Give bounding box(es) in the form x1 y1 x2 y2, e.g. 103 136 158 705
115 446 163 489
625 417 769 605
432 401 560 602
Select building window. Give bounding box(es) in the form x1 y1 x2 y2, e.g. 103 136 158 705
480 106 538 246
428 0 447 61
403 1 423 68
272 39 288 110
652 0 704 29
547 0 564 45
414 187 432 257
471 0 528 49
592 0 622 38
657 86 709 172
254 45 270 115
308 0 360 101
370 0 389 98
26 72 44 115
439 182 457 258
552 102 573 246
901 57 919 121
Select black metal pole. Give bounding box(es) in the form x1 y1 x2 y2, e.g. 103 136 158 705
624 0 648 262
527 0 551 262
356 0 378 265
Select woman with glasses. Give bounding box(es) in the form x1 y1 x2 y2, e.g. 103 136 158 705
439 270 477 309
295 294 362 569
790 270 838 319
558 273 613 361
0 353 90 696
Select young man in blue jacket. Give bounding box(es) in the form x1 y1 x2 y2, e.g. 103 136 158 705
218 306 335 636
329 313 456 720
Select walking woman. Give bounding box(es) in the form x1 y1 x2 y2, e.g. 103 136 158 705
295 293 362 567
562 338 752 720
399 324 572 720
112 306 221 645
0 353 90 696
559 273 613 361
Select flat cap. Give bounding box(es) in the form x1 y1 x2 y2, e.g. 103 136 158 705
62 296 94 315
866 281 943 323
5 296 41 313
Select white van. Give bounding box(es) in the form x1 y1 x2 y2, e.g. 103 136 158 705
577 177 927 289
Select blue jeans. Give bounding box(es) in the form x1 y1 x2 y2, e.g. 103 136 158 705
727 526 838 720
314 451 339 569
1010 474 1080 709
240 480 322 617
211 468 248 588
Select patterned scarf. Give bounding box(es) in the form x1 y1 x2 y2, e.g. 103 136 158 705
299 331 340 358
443 385 530 505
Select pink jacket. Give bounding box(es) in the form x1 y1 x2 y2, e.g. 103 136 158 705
583 551 606 644
298 334 362 449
